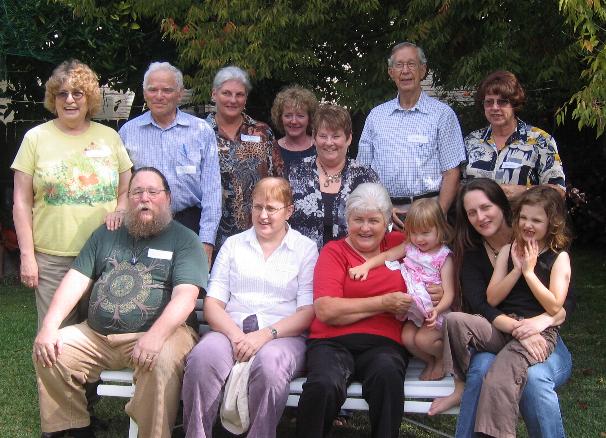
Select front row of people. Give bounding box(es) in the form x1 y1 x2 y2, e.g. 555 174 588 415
33 172 572 438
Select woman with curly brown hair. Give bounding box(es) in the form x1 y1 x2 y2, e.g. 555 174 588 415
270 85 318 173
462 71 566 199
11 59 132 329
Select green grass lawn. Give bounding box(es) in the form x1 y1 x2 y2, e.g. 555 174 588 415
0 247 604 437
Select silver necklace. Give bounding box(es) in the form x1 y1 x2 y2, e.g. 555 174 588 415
318 160 344 187
483 240 500 258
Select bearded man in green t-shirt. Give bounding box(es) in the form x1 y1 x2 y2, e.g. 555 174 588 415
32 167 208 438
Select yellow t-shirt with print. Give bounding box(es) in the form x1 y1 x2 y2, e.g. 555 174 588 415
11 120 133 256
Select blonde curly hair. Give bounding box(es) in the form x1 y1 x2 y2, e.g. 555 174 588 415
44 60 102 119
270 86 318 135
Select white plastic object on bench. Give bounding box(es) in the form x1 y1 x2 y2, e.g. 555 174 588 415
98 299 458 438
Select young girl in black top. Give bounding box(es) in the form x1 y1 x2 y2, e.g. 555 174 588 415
430 186 571 437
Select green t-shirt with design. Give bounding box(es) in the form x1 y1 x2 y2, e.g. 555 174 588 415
72 220 207 335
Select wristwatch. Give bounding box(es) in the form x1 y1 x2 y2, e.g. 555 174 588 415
268 326 278 340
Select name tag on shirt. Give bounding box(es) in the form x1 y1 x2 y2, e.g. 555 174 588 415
176 165 196 174
407 134 429 144
501 161 522 169
384 260 401 271
241 134 261 142
84 147 111 158
148 249 173 260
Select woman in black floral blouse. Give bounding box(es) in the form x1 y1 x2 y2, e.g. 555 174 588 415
206 66 284 249
287 104 378 250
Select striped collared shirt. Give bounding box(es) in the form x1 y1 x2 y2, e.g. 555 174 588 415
119 109 221 245
357 92 466 197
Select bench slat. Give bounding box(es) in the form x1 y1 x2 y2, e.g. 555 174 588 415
97 384 135 398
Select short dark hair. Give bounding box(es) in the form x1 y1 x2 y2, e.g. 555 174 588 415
475 70 526 112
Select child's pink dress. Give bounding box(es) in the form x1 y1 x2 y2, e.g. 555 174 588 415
397 243 451 328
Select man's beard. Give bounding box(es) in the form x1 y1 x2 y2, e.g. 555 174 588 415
124 205 173 239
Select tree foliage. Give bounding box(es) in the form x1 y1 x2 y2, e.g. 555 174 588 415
1 0 174 93
64 0 584 127
557 0 606 136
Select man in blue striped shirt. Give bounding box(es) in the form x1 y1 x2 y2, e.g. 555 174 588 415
119 62 221 265
357 42 466 229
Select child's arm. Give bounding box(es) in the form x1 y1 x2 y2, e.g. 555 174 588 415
425 255 455 328
348 242 406 281
486 243 522 306
523 244 571 315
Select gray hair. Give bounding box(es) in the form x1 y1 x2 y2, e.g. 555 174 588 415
345 183 393 225
143 62 184 89
387 42 427 67
212 66 252 93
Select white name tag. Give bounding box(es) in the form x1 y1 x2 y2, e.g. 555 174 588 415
241 134 261 142
407 134 429 144
148 249 173 260
501 161 522 169
176 165 196 174
84 147 111 158
385 260 401 271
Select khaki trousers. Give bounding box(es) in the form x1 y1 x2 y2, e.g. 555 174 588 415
35 321 198 437
442 312 558 438
34 252 77 330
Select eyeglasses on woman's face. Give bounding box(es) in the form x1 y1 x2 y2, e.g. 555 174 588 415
483 98 511 108
55 90 85 101
251 204 289 216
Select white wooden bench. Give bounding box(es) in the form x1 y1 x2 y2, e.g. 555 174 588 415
98 299 458 437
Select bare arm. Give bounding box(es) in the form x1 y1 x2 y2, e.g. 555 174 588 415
349 242 406 280
512 307 567 340
523 250 570 315
487 243 521 306
234 305 315 362
105 169 132 231
204 296 245 341
435 256 455 314
13 171 37 287
132 284 198 370
34 269 93 367
314 292 410 326
438 167 460 213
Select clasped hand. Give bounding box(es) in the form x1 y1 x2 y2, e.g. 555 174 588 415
381 291 410 315
231 330 271 363
511 240 539 275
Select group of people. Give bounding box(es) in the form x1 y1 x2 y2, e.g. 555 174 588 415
12 40 573 438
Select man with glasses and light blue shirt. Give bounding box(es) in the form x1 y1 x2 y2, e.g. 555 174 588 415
357 42 466 229
119 61 221 266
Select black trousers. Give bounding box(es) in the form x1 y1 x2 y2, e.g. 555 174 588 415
296 334 409 438
174 205 201 234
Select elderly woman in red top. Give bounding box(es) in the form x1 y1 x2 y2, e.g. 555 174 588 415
296 182 413 438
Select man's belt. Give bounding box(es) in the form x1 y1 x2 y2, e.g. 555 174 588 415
390 191 439 205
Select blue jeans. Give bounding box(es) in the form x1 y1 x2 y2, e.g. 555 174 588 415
455 336 572 438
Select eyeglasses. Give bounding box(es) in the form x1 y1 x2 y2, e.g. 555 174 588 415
391 61 419 71
145 87 177 96
55 90 85 100
483 98 511 108
129 188 168 199
252 204 290 216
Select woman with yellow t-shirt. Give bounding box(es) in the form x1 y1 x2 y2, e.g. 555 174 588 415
11 60 132 329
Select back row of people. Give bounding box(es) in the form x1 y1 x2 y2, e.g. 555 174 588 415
13 40 571 438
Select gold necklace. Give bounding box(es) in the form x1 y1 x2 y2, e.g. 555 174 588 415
318 160 344 187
